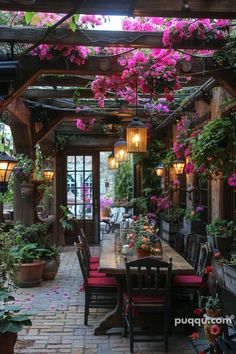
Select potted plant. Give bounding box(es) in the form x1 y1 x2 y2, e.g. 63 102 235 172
221 255 236 294
181 206 205 235
42 245 60 281
206 219 233 255
0 291 32 354
127 215 160 258
8 222 49 287
14 154 35 197
59 205 78 245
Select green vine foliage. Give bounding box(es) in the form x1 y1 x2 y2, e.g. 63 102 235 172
191 117 235 177
114 162 133 204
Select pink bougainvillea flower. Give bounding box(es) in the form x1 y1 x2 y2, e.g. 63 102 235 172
196 206 204 212
210 324 221 336
228 173 236 187
204 265 213 274
213 252 221 258
194 308 203 317
189 332 200 340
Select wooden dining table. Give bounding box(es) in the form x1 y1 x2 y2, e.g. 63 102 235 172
94 233 194 335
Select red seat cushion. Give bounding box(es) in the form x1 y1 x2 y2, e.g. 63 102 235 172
90 257 99 263
89 263 99 270
87 276 118 287
173 275 202 287
89 270 106 277
123 292 165 304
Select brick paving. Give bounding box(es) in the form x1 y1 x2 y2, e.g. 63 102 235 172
14 246 195 354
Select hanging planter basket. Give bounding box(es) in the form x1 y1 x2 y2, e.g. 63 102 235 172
20 181 35 198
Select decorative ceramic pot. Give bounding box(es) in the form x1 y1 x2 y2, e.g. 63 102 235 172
42 258 60 281
136 248 151 258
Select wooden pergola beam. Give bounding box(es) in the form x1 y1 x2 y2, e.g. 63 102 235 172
34 75 93 87
0 26 224 49
22 88 115 99
0 0 235 19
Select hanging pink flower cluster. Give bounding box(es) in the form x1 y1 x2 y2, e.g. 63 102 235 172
162 19 229 47
144 102 170 114
32 44 91 64
150 196 170 210
228 173 236 187
76 118 95 131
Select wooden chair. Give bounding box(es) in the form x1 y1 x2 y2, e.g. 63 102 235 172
76 240 106 278
123 257 172 353
185 234 207 269
80 228 100 263
74 242 118 325
173 242 211 306
216 284 236 354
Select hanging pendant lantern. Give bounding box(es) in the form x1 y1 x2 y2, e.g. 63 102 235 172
107 152 118 170
126 117 147 153
42 167 54 182
114 138 128 162
154 164 164 177
173 159 185 175
0 152 17 193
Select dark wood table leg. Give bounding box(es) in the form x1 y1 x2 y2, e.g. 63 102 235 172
94 278 123 335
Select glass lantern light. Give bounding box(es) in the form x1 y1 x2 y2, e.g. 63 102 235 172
0 151 17 193
154 164 164 177
107 152 118 170
126 117 147 153
114 138 128 162
42 167 54 182
173 159 185 175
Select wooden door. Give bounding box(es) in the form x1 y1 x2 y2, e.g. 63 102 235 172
66 152 100 244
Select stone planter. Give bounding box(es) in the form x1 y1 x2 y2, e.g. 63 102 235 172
0 332 17 354
181 218 205 236
160 219 179 246
16 260 45 287
215 236 233 256
20 181 34 198
222 264 236 294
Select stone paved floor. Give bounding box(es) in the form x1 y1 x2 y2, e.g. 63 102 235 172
14 246 196 354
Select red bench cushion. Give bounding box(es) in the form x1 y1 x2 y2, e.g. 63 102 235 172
173 275 202 287
88 276 118 287
89 270 106 277
90 257 99 263
123 292 165 304
89 263 99 270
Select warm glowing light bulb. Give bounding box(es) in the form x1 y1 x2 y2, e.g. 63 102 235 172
132 134 140 147
119 149 125 157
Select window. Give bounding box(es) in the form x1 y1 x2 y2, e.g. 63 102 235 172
196 177 210 223
67 155 93 219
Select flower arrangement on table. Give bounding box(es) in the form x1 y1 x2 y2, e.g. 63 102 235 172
127 215 162 257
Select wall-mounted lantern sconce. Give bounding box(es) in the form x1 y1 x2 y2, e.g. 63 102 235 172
173 159 185 175
0 151 17 193
114 138 128 162
154 164 165 177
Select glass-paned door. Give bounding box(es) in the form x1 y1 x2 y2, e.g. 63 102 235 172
66 153 99 244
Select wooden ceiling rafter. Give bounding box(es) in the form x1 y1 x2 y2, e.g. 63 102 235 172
0 0 235 19
0 26 225 50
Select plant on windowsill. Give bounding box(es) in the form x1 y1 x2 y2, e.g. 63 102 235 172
206 218 233 255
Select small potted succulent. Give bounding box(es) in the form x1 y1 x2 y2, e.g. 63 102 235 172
206 219 233 255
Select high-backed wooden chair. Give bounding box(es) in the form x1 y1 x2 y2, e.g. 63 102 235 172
74 242 118 325
173 242 211 306
123 257 172 353
76 240 106 278
80 228 100 263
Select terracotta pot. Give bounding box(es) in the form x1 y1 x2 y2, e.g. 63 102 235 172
20 181 34 198
206 309 222 318
42 258 60 281
0 332 17 354
135 248 151 258
16 260 45 288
